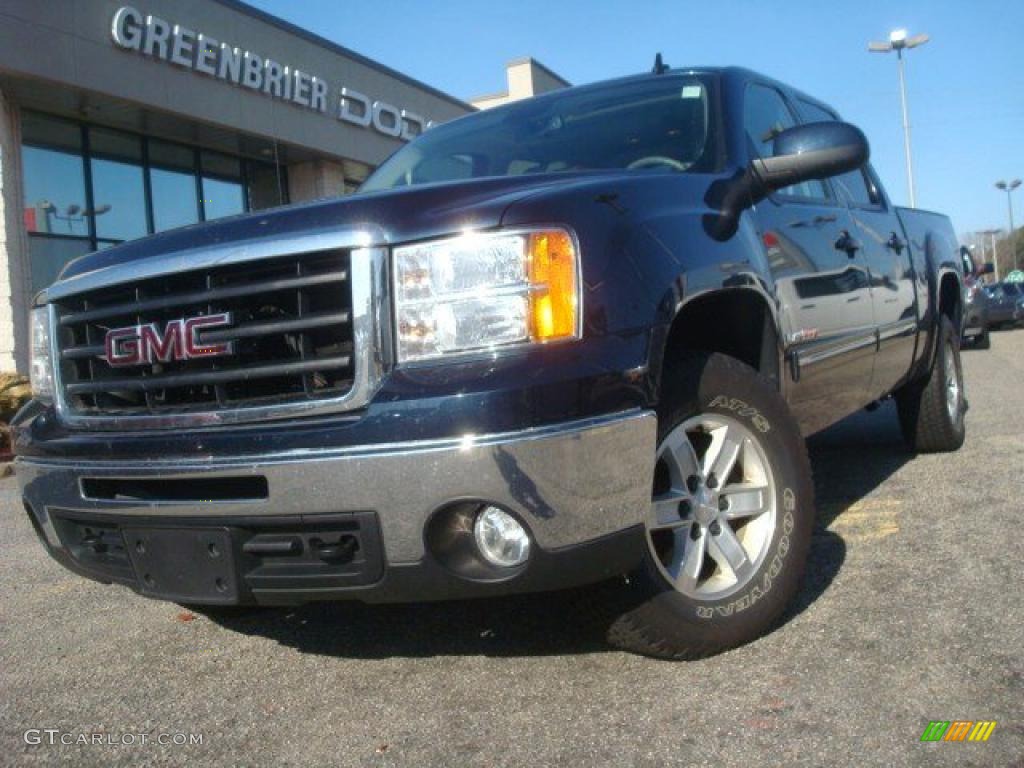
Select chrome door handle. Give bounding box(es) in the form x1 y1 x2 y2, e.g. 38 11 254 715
886 232 907 254
835 230 861 257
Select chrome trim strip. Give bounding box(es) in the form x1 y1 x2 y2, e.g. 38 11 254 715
46 226 384 301
20 410 644 469
50 243 390 430
878 318 918 343
797 329 878 368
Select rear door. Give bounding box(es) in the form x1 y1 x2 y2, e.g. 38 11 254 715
743 84 875 432
797 100 919 399
835 166 918 397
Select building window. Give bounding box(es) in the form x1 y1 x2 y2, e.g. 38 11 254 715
150 140 200 232
22 146 90 238
21 113 88 240
21 115 90 294
89 128 147 244
247 161 286 210
200 151 245 222
20 112 288 293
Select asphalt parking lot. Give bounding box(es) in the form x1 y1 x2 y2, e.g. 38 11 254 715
2 331 1022 768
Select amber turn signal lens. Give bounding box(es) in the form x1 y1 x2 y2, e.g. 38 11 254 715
527 231 578 341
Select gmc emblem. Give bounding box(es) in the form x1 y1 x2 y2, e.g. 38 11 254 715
104 313 235 367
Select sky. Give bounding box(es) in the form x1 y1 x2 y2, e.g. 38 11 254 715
249 0 1024 239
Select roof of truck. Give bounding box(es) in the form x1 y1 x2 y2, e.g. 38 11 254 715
508 65 843 120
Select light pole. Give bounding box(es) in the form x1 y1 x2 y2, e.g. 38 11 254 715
995 179 1021 272
869 28 930 208
980 228 1003 281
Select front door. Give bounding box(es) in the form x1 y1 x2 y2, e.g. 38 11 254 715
743 83 876 434
794 99 919 401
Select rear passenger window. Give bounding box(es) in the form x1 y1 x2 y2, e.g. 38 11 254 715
832 169 876 207
744 85 828 201
797 99 879 208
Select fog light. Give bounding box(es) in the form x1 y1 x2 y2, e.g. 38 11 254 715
473 506 530 567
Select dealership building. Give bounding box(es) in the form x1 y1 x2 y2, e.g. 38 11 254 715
0 0 566 373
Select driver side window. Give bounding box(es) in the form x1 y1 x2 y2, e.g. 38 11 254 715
743 85 829 201
797 99 879 208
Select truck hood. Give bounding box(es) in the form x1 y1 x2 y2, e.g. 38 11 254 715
53 171 651 288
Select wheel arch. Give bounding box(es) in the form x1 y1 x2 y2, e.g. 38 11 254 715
654 288 783 401
937 269 963 329
911 227 964 383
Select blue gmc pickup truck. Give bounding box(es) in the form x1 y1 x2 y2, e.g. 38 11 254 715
15 66 965 658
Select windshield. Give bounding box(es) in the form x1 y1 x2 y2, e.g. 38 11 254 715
362 75 718 192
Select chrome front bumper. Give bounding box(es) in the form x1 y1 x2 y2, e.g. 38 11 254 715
18 410 656 567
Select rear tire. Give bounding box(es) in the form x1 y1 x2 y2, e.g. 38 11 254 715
975 324 991 350
607 352 815 660
896 316 966 453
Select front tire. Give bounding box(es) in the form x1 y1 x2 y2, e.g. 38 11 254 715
607 353 815 659
896 316 966 453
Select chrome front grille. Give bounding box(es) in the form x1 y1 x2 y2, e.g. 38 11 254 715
49 236 389 429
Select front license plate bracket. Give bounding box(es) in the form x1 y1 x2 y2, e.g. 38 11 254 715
123 527 238 604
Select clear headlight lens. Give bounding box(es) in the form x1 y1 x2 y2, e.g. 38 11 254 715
393 229 579 363
30 307 54 402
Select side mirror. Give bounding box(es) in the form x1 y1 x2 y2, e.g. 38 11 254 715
750 121 870 198
703 121 870 242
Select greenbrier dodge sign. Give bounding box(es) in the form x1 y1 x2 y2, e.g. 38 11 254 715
110 6 435 140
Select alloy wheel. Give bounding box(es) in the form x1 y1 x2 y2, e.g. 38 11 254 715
647 413 777 600
945 341 961 422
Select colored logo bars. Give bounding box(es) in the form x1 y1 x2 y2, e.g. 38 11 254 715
920 720 997 742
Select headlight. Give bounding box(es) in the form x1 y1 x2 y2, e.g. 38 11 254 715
393 228 580 363
29 307 54 402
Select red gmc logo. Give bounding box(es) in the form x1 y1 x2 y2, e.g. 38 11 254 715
104 313 235 367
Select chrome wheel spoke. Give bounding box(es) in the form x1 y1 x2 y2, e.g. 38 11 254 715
945 345 961 421
650 492 691 530
658 428 700 490
707 522 753 581
703 424 742 484
669 526 705 593
720 483 770 520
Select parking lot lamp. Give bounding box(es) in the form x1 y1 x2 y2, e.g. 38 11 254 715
869 29 930 208
995 180 1021 271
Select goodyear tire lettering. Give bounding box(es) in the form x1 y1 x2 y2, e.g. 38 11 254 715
695 487 796 619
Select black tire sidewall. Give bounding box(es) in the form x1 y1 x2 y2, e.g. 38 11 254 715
897 316 967 453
